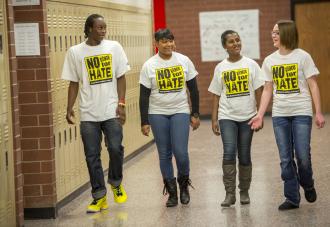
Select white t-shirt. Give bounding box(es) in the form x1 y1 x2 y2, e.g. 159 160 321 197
262 48 319 117
208 56 264 121
61 40 130 121
139 52 198 115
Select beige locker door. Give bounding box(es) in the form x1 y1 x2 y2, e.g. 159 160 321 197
47 0 153 201
0 0 16 226
295 2 330 113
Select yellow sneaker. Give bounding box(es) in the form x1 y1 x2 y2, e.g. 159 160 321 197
111 184 127 203
87 196 109 213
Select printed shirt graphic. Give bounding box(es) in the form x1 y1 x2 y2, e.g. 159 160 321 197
222 68 250 98
155 65 185 93
262 49 320 117
272 63 299 94
208 56 264 121
139 52 198 115
84 54 113 85
61 40 130 121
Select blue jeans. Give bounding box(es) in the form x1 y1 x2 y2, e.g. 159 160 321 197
272 116 314 205
80 118 124 200
149 113 190 180
219 119 253 165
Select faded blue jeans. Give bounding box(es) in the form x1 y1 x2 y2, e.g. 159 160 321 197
80 118 124 200
219 119 254 166
149 113 190 180
272 116 314 206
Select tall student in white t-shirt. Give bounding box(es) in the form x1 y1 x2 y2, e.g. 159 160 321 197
139 29 200 207
62 14 130 213
208 30 264 207
249 20 325 210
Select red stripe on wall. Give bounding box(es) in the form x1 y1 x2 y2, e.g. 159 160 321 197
153 0 166 31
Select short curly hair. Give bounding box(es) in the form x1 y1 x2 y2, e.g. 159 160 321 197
84 14 104 38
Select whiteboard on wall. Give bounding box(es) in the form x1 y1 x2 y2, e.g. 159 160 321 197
99 0 151 9
199 9 260 62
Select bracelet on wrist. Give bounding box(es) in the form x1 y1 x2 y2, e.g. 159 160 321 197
118 102 126 107
191 112 200 118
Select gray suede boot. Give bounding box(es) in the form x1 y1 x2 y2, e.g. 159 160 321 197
238 164 252 205
221 161 236 207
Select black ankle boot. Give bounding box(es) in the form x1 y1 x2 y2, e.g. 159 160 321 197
178 175 194 204
304 188 317 203
163 178 178 207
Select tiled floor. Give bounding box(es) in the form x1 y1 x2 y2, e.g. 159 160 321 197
25 116 330 227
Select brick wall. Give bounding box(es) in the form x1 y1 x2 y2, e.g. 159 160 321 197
165 0 291 115
13 0 57 218
6 1 24 226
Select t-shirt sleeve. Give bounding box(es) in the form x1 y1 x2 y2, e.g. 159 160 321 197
61 48 79 82
252 61 265 90
261 58 273 82
115 42 131 78
139 63 152 89
208 66 222 96
303 53 320 79
185 57 198 81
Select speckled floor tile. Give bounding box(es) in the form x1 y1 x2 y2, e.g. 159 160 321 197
24 116 330 227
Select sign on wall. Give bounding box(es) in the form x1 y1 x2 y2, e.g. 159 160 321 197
14 23 40 56
13 0 40 6
99 0 151 9
199 9 260 62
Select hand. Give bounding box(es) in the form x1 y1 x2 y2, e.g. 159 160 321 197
141 125 150 136
66 109 75 124
212 120 220 136
315 112 325 129
116 105 126 125
248 115 264 131
190 116 200 131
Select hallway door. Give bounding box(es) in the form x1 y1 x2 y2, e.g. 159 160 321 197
0 0 16 226
295 1 330 113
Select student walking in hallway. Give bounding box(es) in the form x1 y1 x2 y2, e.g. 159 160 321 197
208 30 264 207
62 14 130 213
249 19 326 210
139 28 200 207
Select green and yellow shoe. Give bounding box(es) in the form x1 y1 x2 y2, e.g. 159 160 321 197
111 184 127 204
87 196 109 213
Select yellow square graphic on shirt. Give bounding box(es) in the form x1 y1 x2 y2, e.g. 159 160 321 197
222 68 250 98
155 65 185 93
272 63 300 94
84 54 113 85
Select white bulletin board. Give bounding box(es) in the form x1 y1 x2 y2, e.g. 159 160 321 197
199 9 260 62
14 23 40 56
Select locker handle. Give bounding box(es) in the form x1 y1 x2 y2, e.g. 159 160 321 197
5 151 8 170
